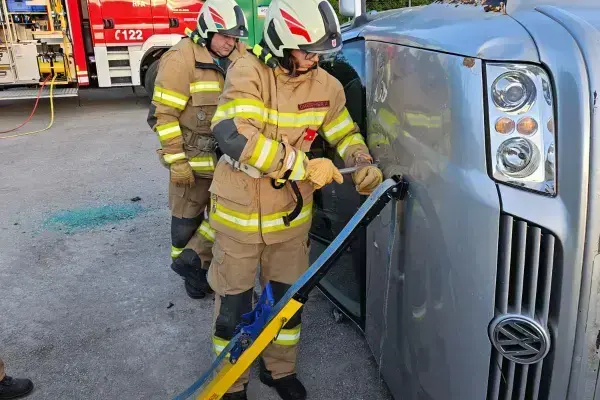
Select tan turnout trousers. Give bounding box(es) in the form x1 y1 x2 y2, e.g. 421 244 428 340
208 233 309 393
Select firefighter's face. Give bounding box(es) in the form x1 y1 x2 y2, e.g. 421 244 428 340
291 49 319 71
211 33 236 57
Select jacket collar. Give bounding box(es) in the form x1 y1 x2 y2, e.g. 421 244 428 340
185 27 207 47
250 42 279 68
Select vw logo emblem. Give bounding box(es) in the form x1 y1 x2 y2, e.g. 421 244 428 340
488 314 550 365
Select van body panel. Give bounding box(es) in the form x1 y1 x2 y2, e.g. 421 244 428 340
364 41 500 400
359 4 539 62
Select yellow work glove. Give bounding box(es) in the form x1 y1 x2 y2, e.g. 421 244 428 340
305 158 343 190
170 160 195 187
353 165 383 195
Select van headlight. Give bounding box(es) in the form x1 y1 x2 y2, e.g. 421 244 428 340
486 64 556 195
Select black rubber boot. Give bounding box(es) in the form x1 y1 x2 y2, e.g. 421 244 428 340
222 390 248 400
222 383 248 400
185 268 213 299
259 359 307 400
0 376 34 399
170 249 198 278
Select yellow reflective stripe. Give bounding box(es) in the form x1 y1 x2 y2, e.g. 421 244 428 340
337 133 366 158
379 108 399 126
405 112 442 128
213 336 230 355
252 44 273 64
213 98 267 122
248 134 279 172
212 99 326 128
189 155 215 171
210 203 260 232
273 325 301 346
153 86 189 110
198 220 215 242
288 150 307 181
368 133 390 147
190 81 221 93
277 111 326 128
261 203 312 234
323 108 354 143
156 121 182 143
163 152 186 164
171 245 183 259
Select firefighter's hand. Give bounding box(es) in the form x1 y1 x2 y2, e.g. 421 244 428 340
353 165 383 195
305 158 343 190
170 160 195 187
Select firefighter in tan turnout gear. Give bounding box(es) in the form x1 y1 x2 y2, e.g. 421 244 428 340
147 0 248 299
207 0 383 398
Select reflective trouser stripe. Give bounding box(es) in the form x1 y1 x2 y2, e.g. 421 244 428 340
273 325 301 346
171 245 183 259
198 220 215 242
213 336 230 356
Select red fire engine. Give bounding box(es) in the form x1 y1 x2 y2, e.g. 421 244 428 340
0 0 267 100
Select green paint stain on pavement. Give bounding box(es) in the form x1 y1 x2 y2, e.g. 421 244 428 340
43 204 144 233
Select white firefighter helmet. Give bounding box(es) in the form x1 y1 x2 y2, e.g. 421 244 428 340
196 0 248 39
262 0 342 58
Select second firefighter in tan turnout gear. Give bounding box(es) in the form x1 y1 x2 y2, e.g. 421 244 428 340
207 0 383 399
147 0 248 299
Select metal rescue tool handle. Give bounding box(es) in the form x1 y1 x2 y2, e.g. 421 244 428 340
338 163 379 175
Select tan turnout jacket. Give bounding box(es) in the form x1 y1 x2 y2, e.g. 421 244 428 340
209 46 372 245
148 34 244 177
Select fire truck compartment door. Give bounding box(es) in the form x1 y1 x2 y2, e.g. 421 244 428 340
97 0 154 45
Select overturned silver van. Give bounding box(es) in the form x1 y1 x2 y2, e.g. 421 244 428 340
309 0 600 399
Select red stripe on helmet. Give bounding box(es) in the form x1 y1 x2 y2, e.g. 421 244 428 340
280 9 311 42
209 6 226 28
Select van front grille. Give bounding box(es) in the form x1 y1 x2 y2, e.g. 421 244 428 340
487 214 561 400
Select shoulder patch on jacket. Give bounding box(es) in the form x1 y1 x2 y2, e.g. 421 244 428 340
298 101 330 111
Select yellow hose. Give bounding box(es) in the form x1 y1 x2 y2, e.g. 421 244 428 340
0 75 57 139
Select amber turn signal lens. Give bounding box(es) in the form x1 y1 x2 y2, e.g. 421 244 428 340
495 117 515 134
517 117 538 135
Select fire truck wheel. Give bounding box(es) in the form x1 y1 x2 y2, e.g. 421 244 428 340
144 60 159 97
